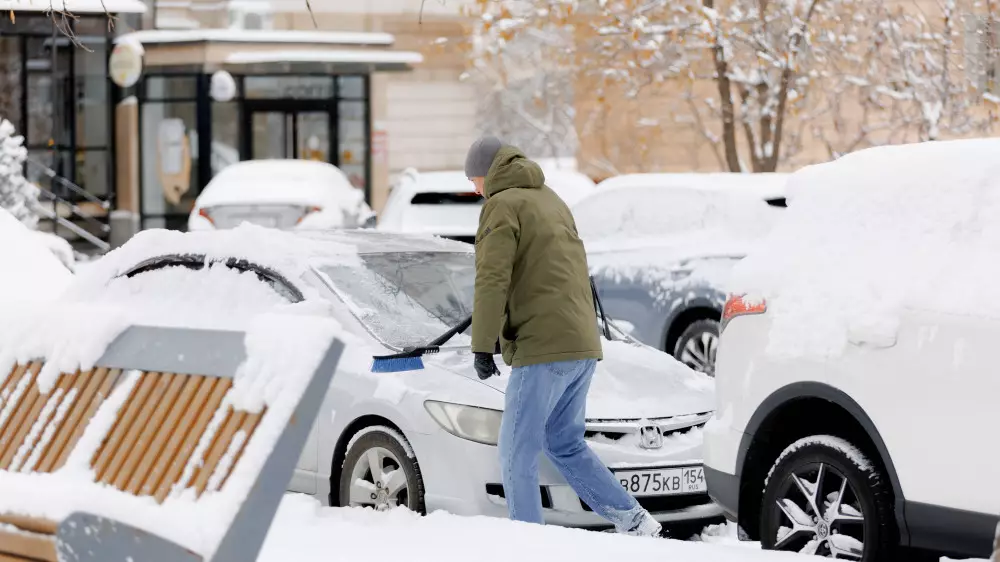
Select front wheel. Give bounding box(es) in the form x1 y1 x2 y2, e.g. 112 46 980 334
760 436 896 561
673 319 719 376
339 427 425 513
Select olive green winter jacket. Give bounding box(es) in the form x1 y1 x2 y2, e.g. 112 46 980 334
471 146 603 367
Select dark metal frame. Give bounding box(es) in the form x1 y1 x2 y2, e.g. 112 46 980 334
135 72 371 231
1 14 117 204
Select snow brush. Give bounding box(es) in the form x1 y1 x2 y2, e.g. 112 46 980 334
370 346 440 373
370 316 473 373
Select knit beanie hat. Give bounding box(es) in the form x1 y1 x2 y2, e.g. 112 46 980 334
464 135 502 178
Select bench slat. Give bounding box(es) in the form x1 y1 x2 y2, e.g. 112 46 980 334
49 368 120 472
0 364 40 460
113 373 182 492
135 374 201 496
0 366 46 470
33 369 97 473
11 371 78 473
122 373 188 494
191 408 241 495
213 411 264 493
93 372 161 483
0 365 27 409
26 370 88 474
153 377 231 502
0 515 57 535
0 528 56 562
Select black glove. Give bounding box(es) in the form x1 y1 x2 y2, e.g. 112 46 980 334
474 352 501 380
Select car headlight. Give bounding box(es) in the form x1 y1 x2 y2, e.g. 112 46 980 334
424 401 502 446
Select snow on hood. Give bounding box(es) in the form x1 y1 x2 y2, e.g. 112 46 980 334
430 339 714 419
731 138 1000 358
0 208 73 303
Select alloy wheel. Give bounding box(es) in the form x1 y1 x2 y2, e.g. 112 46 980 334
347 446 411 511
769 462 866 559
679 330 719 376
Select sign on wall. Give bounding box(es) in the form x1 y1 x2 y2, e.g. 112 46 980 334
109 40 143 88
158 118 191 206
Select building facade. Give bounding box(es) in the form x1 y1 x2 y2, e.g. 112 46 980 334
0 0 479 243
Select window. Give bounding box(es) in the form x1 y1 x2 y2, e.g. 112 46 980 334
0 38 23 131
141 101 199 217
964 14 1000 95
228 0 273 30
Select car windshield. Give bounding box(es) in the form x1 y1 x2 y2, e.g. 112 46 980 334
315 251 475 349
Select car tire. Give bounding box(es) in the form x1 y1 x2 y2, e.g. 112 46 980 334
760 436 896 561
673 319 720 376
339 427 425 514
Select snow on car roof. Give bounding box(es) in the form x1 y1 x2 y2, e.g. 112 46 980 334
196 160 360 208
573 182 780 243
596 172 790 200
731 138 1000 358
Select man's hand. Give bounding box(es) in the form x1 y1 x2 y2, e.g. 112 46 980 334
474 352 501 380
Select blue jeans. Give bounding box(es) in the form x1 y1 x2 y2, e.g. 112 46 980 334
498 359 645 530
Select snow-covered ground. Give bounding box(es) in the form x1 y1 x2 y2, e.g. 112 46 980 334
259 495 990 562
259 495 786 562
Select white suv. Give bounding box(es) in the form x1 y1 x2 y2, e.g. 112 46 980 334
703 139 1000 561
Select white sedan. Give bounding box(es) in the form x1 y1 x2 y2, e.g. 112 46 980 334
188 160 374 231
81 228 721 528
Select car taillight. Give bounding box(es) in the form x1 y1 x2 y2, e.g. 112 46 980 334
296 206 322 224
721 294 767 333
197 207 214 225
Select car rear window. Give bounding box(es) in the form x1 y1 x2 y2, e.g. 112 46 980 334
410 192 483 205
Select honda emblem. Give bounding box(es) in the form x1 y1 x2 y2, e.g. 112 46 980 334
639 425 663 450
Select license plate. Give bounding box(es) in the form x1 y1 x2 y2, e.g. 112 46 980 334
615 466 706 497
238 215 278 228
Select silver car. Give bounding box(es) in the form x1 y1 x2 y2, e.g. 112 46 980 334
573 175 788 376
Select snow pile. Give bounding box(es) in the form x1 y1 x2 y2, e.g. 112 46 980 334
572 184 781 243
731 139 1000 358
258 494 806 562
0 312 346 559
0 119 40 229
0 208 72 304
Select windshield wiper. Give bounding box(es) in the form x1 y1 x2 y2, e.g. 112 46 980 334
590 276 613 340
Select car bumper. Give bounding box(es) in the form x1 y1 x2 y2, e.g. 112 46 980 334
703 418 746 523
409 428 723 527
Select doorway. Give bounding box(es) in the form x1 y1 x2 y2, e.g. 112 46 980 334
243 101 335 162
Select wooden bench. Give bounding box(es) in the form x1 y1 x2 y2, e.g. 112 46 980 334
0 324 343 562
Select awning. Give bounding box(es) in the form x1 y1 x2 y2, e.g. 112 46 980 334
0 0 146 13
116 29 393 47
224 49 423 73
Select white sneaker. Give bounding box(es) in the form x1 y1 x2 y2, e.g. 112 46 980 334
623 513 662 537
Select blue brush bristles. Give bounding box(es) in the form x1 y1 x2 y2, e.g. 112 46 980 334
370 355 425 373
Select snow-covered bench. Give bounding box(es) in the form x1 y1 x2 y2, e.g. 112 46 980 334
0 322 343 562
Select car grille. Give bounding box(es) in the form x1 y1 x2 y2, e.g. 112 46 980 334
580 493 712 513
584 412 712 443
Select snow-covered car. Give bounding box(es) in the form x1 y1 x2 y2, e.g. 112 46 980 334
573 179 785 376
378 168 595 244
82 227 721 528
0 208 73 302
596 172 790 207
188 160 374 231
704 140 1000 561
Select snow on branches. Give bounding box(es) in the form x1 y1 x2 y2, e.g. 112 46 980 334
0 118 40 229
463 0 999 174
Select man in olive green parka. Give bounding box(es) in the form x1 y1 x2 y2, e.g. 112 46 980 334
465 136 661 536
